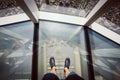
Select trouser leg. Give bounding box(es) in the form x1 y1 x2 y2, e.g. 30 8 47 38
65 72 84 80
42 73 59 80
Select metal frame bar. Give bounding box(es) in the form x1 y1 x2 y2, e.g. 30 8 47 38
15 0 39 23
39 11 87 25
90 23 120 45
84 27 95 80
32 23 39 80
86 0 107 20
0 13 30 26
84 0 116 26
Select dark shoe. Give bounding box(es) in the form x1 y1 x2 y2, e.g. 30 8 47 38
49 57 56 68
64 57 70 69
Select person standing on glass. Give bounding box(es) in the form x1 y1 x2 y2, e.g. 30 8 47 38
42 57 84 80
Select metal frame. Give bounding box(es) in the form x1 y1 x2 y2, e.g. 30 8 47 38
84 27 95 80
39 11 88 25
0 0 120 80
90 23 120 45
32 23 39 80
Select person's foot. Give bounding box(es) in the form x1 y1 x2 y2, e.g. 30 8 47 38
64 57 70 69
49 57 56 69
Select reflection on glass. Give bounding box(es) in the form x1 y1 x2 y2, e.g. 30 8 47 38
89 29 120 80
0 21 33 80
96 2 120 34
36 0 99 17
0 0 24 17
38 21 87 79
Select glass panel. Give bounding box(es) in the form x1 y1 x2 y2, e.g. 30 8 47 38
38 21 87 80
88 29 120 80
36 0 99 17
0 0 24 17
95 1 120 34
0 21 34 80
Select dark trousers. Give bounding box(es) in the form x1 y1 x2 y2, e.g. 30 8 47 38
42 72 84 80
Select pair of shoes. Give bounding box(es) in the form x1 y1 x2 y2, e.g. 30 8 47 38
49 57 70 69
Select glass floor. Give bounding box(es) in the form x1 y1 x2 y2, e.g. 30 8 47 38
40 39 81 79
0 21 120 80
38 21 85 80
